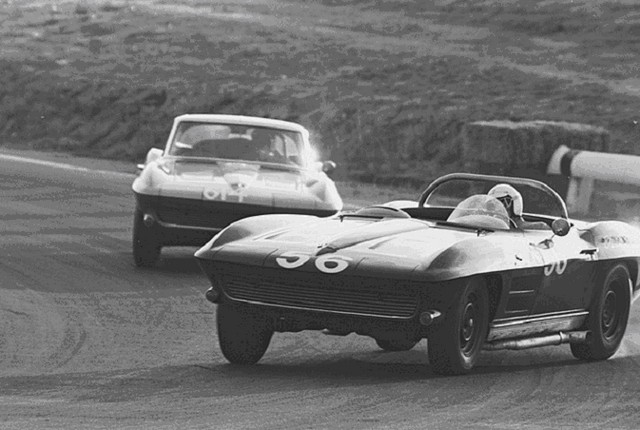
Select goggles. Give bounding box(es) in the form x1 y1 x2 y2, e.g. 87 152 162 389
497 195 513 209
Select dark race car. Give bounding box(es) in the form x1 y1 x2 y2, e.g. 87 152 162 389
132 114 342 267
195 172 640 375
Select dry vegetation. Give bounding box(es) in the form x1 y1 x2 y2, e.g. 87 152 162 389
1 0 640 187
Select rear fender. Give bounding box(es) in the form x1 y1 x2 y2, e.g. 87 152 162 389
618 259 640 299
581 221 640 261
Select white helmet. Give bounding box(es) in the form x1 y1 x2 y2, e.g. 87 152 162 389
488 183 523 216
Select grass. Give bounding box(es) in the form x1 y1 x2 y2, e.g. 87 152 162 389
1 0 640 187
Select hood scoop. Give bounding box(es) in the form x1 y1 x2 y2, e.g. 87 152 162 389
315 219 429 255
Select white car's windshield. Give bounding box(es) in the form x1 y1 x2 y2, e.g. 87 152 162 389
167 122 308 167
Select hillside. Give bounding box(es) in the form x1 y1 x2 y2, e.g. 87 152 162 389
1 0 639 184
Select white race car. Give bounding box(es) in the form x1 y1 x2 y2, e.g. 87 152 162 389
132 114 342 267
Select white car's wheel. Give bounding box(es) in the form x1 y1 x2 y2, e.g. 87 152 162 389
132 209 160 267
217 303 273 365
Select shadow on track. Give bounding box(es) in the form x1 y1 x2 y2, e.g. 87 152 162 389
138 252 203 275
5 352 639 403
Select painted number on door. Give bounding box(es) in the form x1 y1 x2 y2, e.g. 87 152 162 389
542 249 567 276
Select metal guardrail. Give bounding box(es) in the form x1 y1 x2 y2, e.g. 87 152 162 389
547 144 640 214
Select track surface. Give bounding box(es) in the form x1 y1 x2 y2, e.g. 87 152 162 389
2 151 640 429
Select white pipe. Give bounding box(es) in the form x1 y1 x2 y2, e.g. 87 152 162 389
548 144 640 185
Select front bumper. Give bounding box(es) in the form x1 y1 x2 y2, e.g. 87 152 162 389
134 192 337 246
199 260 446 338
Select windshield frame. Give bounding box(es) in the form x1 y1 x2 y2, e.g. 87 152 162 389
418 173 569 220
163 119 313 169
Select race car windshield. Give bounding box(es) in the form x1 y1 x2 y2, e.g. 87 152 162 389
167 122 309 167
446 194 511 230
424 177 566 219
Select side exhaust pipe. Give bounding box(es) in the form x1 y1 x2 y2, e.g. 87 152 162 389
483 331 589 351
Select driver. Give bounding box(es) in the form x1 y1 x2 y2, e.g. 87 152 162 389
250 128 286 163
488 184 548 230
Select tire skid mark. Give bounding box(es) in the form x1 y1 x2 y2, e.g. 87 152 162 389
0 288 67 376
44 306 89 369
4 308 29 317
470 349 640 429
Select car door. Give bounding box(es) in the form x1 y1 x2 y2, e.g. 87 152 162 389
526 226 598 314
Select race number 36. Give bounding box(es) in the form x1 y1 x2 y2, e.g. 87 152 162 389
276 251 352 274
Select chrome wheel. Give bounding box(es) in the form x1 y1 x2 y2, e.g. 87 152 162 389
601 289 619 340
460 300 480 357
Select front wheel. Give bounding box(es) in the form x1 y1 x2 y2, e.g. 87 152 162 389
428 278 489 375
132 209 161 267
571 264 631 361
217 303 273 365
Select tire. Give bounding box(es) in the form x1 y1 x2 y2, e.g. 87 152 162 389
132 209 161 267
571 264 631 361
428 278 489 375
217 303 273 365
375 338 418 352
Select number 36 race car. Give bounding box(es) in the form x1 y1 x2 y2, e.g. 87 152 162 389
132 114 342 267
195 172 640 375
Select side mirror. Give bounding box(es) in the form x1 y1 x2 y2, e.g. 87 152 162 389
322 160 337 175
146 147 163 164
138 148 164 172
551 218 571 237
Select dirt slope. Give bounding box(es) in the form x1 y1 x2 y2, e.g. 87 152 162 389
1 0 639 182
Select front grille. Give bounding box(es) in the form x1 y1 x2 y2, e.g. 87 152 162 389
154 197 334 229
156 198 232 228
217 263 419 319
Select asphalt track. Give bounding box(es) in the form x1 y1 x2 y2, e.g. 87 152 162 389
2 151 640 430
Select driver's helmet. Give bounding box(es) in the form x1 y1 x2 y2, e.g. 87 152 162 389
488 184 523 216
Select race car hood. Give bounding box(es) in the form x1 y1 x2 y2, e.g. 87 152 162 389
134 158 341 210
197 216 524 282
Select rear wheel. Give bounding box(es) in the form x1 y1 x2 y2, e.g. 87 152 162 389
217 303 273 365
132 209 161 267
571 264 631 361
428 278 489 375
375 338 418 352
